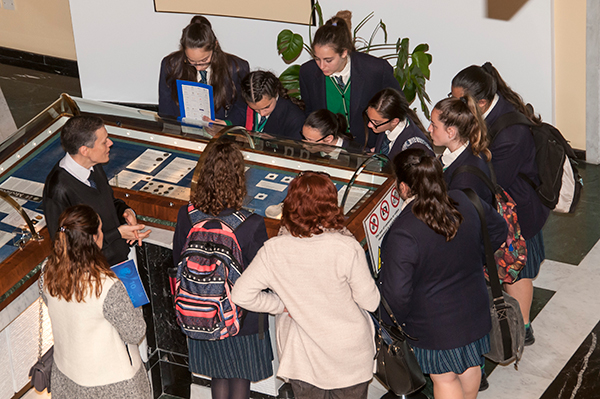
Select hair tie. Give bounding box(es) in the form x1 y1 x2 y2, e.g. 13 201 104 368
460 96 468 105
332 21 338 26
59 226 67 233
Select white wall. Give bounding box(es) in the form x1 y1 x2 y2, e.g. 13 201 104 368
69 0 553 123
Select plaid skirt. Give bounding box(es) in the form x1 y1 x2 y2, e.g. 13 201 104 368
188 330 274 382
412 334 490 375
517 230 545 280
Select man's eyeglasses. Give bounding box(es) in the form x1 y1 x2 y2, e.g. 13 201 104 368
363 110 391 129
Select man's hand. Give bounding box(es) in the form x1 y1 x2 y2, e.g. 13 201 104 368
118 223 151 246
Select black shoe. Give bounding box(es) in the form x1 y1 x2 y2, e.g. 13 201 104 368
380 390 428 399
479 373 489 391
525 325 536 346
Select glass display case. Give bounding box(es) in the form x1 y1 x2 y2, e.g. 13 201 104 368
0 94 394 398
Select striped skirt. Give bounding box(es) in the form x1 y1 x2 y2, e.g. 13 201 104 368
518 230 545 280
412 334 490 375
188 330 274 382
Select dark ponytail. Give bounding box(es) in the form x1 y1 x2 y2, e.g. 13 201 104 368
452 62 541 125
304 109 352 141
394 149 463 241
312 11 355 54
433 95 491 161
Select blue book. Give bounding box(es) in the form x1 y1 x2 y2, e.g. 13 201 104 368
176 79 215 123
110 259 150 308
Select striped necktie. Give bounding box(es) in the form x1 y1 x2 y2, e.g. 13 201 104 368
333 75 345 91
380 135 391 157
199 70 208 84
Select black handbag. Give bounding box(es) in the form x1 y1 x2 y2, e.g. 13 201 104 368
373 296 426 396
463 189 525 367
28 264 54 393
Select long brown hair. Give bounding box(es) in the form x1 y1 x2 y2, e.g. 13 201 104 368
452 62 542 125
394 149 463 241
45 205 115 302
191 140 246 215
164 16 243 114
281 172 345 238
433 95 491 161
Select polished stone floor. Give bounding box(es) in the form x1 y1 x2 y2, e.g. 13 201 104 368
2 61 599 399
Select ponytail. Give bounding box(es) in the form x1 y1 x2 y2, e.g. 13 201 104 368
394 149 463 241
433 95 491 161
452 62 541 125
313 11 355 54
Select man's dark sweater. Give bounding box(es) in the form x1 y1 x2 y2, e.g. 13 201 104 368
42 162 130 265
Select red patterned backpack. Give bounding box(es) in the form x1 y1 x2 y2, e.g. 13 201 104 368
174 205 251 340
452 165 527 283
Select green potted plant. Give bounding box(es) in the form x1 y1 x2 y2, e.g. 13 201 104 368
276 2 433 118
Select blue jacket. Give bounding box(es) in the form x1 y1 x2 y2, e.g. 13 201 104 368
299 52 402 149
443 145 494 207
485 94 550 239
379 190 507 350
158 54 249 126
374 118 434 161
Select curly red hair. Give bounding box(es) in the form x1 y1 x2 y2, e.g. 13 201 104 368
281 172 345 237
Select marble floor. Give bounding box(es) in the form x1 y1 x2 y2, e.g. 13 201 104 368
2 61 599 399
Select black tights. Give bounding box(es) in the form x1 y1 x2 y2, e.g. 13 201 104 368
210 378 251 399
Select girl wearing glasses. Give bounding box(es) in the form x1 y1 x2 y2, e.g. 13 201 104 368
301 109 359 151
299 11 403 150
365 88 434 159
240 71 305 140
232 171 380 399
159 16 249 125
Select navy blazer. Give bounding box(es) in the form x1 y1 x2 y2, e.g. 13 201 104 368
379 190 507 350
485 94 550 239
172 206 269 336
443 146 494 207
299 52 402 149
374 118 434 161
158 54 249 126
247 97 305 140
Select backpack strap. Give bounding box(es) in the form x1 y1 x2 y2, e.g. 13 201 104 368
451 165 507 207
488 111 533 145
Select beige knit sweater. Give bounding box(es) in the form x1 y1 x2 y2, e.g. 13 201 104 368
232 228 380 390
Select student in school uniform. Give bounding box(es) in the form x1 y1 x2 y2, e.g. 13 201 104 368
451 62 551 346
379 149 507 399
158 16 249 126
299 11 403 150
365 88 434 160
301 109 361 152
240 70 305 140
429 95 494 207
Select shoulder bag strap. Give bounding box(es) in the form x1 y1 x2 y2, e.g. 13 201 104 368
462 188 513 361
488 111 533 144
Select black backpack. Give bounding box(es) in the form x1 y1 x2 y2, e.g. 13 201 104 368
489 111 583 213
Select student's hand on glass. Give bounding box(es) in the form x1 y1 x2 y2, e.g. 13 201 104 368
202 116 226 125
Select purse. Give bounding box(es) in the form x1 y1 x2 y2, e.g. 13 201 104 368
463 189 525 367
28 264 54 392
373 296 426 396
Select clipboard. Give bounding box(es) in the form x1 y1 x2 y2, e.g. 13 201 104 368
176 79 215 123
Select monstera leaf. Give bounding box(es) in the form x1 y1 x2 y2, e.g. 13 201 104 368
277 30 304 63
